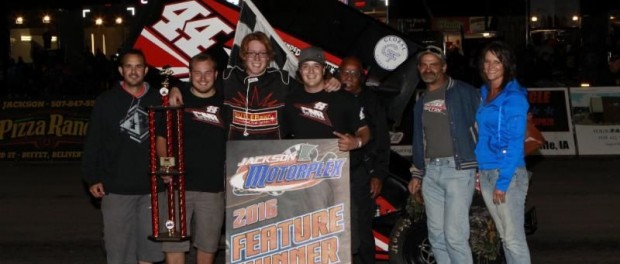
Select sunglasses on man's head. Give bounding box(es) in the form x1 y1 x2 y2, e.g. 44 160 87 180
421 45 444 56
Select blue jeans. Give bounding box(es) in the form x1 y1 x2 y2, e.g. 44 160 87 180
422 157 475 264
479 168 531 264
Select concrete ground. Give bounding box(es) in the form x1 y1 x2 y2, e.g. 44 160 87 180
0 156 619 263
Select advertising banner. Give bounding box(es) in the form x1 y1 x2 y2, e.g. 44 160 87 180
569 87 620 155
0 98 94 161
527 88 576 155
226 139 351 264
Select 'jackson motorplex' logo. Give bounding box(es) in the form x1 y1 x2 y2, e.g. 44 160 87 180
230 143 345 196
374 35 408 71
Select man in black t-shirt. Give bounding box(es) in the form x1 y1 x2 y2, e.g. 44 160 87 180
284 47 369 145
284 46 372 263
156 53 226 264
338 56 391 264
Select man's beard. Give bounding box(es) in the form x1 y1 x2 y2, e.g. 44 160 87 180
421 72 439 84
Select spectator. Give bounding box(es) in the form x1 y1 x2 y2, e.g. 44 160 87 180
594 51 620 86
95 48 112 92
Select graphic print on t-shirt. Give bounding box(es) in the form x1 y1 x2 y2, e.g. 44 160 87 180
229 86 280 128
187 105 224 127
119 104 149 143
424 99 447 115
294 101 332 127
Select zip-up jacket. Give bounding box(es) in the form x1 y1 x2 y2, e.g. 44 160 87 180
411 77 480 179
82 82 163 194
475 79 528 192
222 66 301 140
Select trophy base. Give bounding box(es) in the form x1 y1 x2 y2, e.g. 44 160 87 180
149 233 191 242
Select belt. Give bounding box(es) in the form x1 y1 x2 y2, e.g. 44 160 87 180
428 157 454 166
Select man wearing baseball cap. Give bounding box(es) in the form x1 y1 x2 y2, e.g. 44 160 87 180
408 45 481 263
285 46 372 263
297 46 327 66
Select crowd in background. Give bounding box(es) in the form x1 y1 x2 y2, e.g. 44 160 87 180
3 47 118 98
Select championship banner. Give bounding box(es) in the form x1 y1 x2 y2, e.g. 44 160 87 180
569 87 620 155
527 88 576 155
0 98 94 161
226 139 351 264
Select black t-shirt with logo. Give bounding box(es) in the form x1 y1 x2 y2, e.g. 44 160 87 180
284 88 366 167
159 88 226 192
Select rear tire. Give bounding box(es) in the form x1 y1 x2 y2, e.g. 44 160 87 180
388 217 435 264
388 193 505 264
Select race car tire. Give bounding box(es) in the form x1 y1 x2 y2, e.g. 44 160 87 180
388 217 435 264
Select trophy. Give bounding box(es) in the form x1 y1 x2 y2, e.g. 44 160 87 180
147 66 189 241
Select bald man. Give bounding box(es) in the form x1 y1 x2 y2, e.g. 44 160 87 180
338 57 391 264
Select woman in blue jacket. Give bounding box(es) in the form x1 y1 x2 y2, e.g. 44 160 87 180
475 41 531 264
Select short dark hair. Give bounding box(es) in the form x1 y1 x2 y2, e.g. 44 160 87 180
337 56 364 80
120 49 146 65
